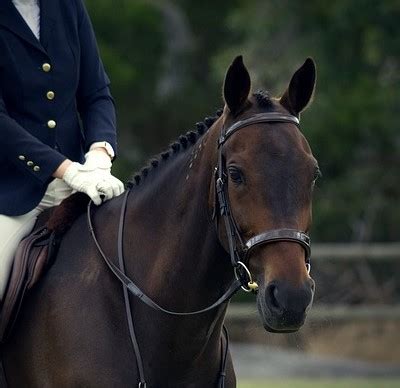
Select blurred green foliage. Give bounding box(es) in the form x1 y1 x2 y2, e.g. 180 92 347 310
86 0 399 242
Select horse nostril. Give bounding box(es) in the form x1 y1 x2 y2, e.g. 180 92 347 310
265 280 314 316
266 283 281 313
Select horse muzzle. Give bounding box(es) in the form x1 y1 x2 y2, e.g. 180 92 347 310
257 278 315 333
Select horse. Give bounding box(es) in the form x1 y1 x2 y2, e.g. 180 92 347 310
1 56 318 387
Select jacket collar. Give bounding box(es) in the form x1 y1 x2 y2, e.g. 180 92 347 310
0 0 56 56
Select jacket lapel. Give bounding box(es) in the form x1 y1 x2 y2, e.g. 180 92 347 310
0 0 47 55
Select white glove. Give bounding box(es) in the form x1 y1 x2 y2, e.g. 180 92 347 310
84 149 112 172
63 162 125 205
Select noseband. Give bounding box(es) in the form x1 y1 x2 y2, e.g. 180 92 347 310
214 112 312 292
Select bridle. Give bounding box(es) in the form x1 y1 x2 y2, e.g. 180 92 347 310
86 110 312 387
213 112 312 293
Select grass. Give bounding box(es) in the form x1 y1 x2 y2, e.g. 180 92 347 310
238 379 400 388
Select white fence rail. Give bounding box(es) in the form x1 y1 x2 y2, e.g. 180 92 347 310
312 243 400 261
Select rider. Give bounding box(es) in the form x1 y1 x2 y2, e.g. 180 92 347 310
0 0 124 299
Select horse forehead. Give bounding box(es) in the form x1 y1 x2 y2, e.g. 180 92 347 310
227 124 311 163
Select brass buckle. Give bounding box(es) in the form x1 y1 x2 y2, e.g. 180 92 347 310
234 261 259 293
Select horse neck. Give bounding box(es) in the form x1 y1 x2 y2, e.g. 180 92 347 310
123 120 232 312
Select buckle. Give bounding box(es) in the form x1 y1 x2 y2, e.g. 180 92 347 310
234 261 259 293
216 178 228 216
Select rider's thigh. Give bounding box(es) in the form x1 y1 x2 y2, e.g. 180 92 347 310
0 209 40 299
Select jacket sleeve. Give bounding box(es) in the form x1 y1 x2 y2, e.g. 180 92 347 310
75 0 117 155
0 87 67 184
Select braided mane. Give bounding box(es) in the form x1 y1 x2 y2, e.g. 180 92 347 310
126 90 273 188
126 109 223 188
253 90 273 108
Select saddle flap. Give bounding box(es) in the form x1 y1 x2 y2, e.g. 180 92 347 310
0 227 54 343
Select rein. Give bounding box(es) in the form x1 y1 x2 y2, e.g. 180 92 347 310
87 193 242 315
87 111 312 387
87 191 238 388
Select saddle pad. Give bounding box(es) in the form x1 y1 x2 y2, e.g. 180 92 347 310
0 227 56 343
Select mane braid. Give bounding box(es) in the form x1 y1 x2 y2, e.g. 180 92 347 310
126 111 221 188
253 89 273 108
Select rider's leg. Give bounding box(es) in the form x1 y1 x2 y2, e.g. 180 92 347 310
0 209 41 299
0 179 73 300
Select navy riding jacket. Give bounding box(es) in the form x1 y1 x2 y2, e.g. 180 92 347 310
0 0 117 216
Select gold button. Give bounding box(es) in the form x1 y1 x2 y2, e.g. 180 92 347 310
18 155 26 161
27 161 34 167
46 91 55 100
47 120 56 129
42 63 51 72
33 166 40 172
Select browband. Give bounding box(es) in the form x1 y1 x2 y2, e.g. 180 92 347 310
219 112 300 147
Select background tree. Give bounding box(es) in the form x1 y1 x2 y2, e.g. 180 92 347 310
86 0 400 242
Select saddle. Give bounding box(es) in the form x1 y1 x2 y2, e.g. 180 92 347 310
0 193 89 343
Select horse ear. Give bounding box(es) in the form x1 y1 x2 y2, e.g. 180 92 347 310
280 58 316 116
223 56 251 116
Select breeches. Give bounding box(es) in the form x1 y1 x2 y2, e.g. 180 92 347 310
0 179 73 300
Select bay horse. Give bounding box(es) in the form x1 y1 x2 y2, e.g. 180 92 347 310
1 56 318 387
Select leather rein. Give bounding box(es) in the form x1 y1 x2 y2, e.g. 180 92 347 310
86 111 312 387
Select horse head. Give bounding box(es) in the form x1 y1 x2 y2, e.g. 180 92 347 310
213 56 319 333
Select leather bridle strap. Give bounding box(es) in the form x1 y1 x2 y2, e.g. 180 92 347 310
87 195 242 317
218 325 230 388
216 175 244 267
245 229 311 261
117 190 146 387
218 112 300 146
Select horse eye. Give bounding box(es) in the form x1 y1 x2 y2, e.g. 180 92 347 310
228 166 244 184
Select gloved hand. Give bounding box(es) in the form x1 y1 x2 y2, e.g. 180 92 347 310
63 162 125 205
84 149 112 172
